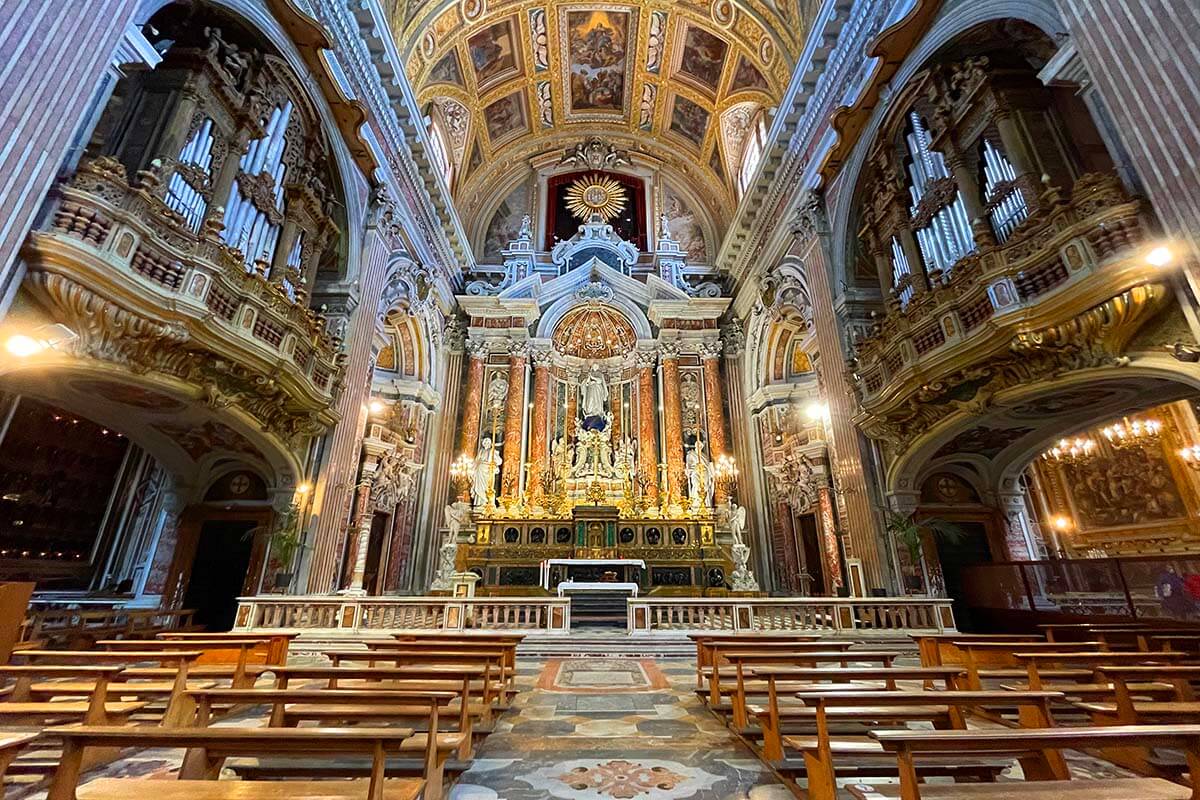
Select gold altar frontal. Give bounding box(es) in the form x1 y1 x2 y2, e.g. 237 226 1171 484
460 504 734 596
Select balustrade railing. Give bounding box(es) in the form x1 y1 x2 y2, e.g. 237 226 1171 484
234 596 571 634
626 597 955 634
235 595 953 635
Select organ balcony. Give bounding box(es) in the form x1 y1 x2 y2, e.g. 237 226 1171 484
850 171 1153 412
21 156 345 439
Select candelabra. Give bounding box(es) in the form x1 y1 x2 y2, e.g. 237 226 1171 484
450 454 474 502
714 454 739 493
1041 437 1096 466
1100 416 1162 449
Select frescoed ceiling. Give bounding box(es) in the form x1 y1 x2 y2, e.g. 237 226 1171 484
387 0 807 241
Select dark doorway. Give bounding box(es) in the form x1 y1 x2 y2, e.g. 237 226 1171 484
797 513 827 596
934 521 993 631
362 512 389 596
183 519 257 631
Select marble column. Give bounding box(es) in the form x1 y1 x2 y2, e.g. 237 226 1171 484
699 340 729 503
458 340 487 457
636 350 660 504
304 218 390 594
794 191 888 591
527 347 553 505
500 343 528 501
660 343 686 506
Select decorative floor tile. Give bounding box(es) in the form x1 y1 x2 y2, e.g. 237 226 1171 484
536 658 671 693
519 758 723 800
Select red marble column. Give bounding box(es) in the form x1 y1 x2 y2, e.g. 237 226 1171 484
500 346 528 501
458 342 487 457
700 341 729 503
636 353 659 504
660 345 686 506
527 348 552 504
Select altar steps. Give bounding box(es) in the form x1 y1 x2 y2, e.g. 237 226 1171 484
518 632 695 658
566 592 630 628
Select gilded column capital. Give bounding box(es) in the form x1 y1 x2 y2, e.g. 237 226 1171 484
658 340 681 362
443 315 467 352
506 338 532 359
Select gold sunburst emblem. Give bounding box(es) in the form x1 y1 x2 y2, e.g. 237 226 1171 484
564 174 628 222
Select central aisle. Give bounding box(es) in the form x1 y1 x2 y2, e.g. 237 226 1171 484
450 656 791 799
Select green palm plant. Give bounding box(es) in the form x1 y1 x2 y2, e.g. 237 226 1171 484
883 511 968 591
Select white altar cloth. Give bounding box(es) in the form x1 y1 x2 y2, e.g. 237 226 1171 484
556 580 639 597
539 558 646 591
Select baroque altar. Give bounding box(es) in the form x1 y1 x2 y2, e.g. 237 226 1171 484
439 214 760 597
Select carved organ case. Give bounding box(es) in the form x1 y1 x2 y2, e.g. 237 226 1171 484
91 8 341 300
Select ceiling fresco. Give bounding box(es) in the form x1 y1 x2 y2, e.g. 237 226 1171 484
392 0 805 240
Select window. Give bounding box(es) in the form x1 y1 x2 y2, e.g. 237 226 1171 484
981 139 1028 243
737 112 768 196
903 112 975 273
426 114 453 189
164 118 214 232
223 102 293 271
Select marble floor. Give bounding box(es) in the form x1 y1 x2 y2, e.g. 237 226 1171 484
450 656 792 800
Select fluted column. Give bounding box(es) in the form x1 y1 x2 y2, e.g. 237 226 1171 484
458 340 487 457
660 343 686 507
304 222 390 594
499 343 528 501
794 192 887 591
636 349 660 504
527 346 553 506
699 339 729 503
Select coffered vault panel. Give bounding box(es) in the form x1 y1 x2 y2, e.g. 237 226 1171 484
389 0 807 233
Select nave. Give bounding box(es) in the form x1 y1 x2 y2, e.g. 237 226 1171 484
0 623 1196 799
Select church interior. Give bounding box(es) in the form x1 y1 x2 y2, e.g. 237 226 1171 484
1 0 1199 797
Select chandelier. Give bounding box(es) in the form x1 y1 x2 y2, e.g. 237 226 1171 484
1041 437 1097 466
1100 416 1162 449
564 173 627 222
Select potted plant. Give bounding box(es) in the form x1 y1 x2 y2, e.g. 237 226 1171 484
883 511 965 595
250 505 306 592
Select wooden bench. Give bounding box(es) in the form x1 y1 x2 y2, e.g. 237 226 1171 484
22 608 199 649
780 690 1064 799
0 732 37 799
365 641 519 680
698 639 856 691
848 725 1200 799
951 640 1112 689
710 650 901 728
1011 650 1194 691
186 687 466 800
270 665 504 723
157 632 296 666
690 634 825 688
44 725 423 800
323 649 511 697
14 649 204 725
100 638 279 688
913 633 1043 669
0 665 147 725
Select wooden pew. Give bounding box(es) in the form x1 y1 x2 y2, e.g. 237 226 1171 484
782 690 1065 800
15 649 204 725
849 725 1200 799
270 665 504 723
44 725 423 800
323 649 511 699
690 634 825 688
0 732 37 799
913 633 1042 669
22 608 199 649
710 650 902 729
185 687 465 800
698 639 856 692
156 632 297 666
1011 650 1194 691
951 640 1110 689
742 667 965 762
378 636 521 674
0 665 145 725
100 638 277 688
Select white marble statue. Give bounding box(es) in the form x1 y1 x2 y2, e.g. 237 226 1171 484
580 365 608 419
471 437 501 507
685 444 716 507
486 374 509 411
433 501 472 590
723 498 747 546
